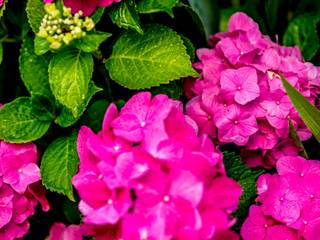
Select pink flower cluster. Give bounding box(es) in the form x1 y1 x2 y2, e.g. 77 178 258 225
0 141 49 240
48 222 82 240
185 12 320 169
241 156 320 240
72 92 242 240
44 0 121 16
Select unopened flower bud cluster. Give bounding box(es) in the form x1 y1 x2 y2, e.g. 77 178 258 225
37 4 95 49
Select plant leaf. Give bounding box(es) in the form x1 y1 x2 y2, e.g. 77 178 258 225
106 24 198 89
0 97 51 143
26 0 45 33
283 14 320 61
41 131 79 201
109 0 143 34
49 48 94 117
223 150 264 231
73 31 112 53
137 0 179 17
55 82 102 127
19 36 53 99
281 76 320 142
34 36 50 56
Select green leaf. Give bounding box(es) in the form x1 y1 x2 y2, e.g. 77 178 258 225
0 0 7 18
180 35 195 61
137 0 178 17
91 7 105 23
0 43 3 65
19 36 52 98
34 36 50 56
49 48 94 117
73 31 112 53
55 82 102 127
149 80 182 99
223 150 264 231
281 76 320 142
31 95 56 122
283 14 320 61
109 0 143 34
106 24 198 89
26 0 45 33
289 119 308 158
41 131 79 201
0 97 51 143
188 0 218 38
81 99 109 133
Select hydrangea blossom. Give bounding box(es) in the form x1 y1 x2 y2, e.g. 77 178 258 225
44 0 121 16
0 141 49 240
185 12 320 168
241 156 320 240
48 222 83 240
72 92 242 240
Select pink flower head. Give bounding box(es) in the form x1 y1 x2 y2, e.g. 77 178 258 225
242 156 320 239
185 11 320 168
72 92 242 239
0 141 49 240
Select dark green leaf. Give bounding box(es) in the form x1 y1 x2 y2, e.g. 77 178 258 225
137 0 178 17
91 7 105 23
106 24 198 89
281 76 320 142
73 31 112 52
109 0 143 34
0 97 51 143
31 95 56 122
149 80 182 99
41 131 79 201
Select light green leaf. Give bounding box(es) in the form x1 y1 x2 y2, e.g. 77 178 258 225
106 24 198 89
91 7 105 23
0 97 51 143
188 0 218 38
34 36 50 56
55 82 102 127
283 14 320 61
281 76 320 142
26 0 45 33
73 31 112 52
49 48 94 117
137 0 179 17
41 131 79 201
109 0 143 34
223 150 264 231
19 36 52 98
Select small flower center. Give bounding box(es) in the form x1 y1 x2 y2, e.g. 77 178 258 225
113 145 120 151
140 121 146 128
163 195 170 203
300 173 305 177
264 224 268 228
310 194 315 199
140 229 148 240
234 120 239 125
107 199 113 205
280 197 284 201
18 168 23 173
276 101 280 105
98 174 103 180
237 86 241 90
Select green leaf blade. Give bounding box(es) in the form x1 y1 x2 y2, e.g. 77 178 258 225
106 24 198 89
137 0 178 16
0 97 51 143
73 31 112 53
41 131 79 201
281 76 320 142
49 48 94 117
26 0 45 33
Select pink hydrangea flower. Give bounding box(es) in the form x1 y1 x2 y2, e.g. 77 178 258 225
72 92 242 239
241 156 320 240
44 0 121 16
0 141 49 240
185 12 320 168
48 222 83 240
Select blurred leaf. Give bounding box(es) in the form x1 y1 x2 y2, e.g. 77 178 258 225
150 80 182 99
0 97 51 143
283 13 320 61
91 7 105 23
41 131 79 201
106 24 198 89
137 0 178 17
109 0 143 34
224 150 264 231
73 31 112 52
63 200 81 224
281 76 320 142
219 8 237 32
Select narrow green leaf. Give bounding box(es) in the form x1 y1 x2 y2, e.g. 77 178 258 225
223 150 264 231
73 31 112 52
283 14 320 61
106 24 198 89
55 82 102 127
41 131 79 201
26 0 45 33
49 48 94 117
0 97 51 143
288 119 308 158
137 0 179 17
0 43 3 65
109 0 143 34
91 7 105 23
281 76 320 142
19 36 52 98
